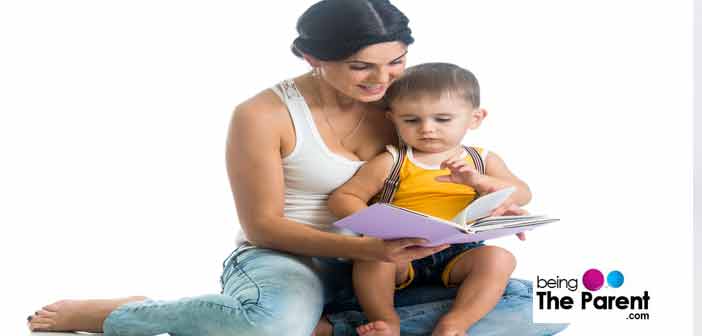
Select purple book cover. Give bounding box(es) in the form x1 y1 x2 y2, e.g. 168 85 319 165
333 203 549 247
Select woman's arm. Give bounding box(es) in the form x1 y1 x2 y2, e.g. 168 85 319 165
226 93 445 262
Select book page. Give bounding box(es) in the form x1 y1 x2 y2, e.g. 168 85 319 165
451 186 516 226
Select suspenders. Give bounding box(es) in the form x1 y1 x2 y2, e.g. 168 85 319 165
375 144 408 204
374 145 486 204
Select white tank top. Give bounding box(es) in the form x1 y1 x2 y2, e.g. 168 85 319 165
236 79 365 244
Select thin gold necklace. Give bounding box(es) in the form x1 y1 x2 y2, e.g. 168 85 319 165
315 74 367 146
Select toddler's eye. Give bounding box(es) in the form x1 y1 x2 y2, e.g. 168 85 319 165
436 118 452 122
403 119 419 123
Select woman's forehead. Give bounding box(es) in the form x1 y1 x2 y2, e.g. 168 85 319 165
345 41 407 64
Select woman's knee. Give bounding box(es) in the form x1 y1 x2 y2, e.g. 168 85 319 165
219 249 325 335
162 293 318 336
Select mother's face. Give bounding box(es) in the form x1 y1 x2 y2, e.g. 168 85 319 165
319 41 407 102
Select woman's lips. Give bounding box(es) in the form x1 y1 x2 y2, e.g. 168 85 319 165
358 84 385 95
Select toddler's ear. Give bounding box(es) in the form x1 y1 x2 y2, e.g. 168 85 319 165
385 110 394 120
469 108 488 129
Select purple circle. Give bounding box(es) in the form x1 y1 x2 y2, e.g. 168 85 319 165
582 269 604 291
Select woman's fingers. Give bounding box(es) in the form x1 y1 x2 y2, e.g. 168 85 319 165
392 238 428 248
403 244 449 261
383 239 449 262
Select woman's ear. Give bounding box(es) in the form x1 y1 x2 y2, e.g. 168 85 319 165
302 54 322 68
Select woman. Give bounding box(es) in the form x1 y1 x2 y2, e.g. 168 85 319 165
27 1 566 335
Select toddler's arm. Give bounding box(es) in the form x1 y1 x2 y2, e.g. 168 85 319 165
437 151 531 206
328 152 395 218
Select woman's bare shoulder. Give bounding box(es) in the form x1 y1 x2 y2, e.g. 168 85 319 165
228 86 297 157
233 88 287 123
232 89 296 147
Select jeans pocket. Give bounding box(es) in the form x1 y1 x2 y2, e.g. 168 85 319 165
220 243 256 292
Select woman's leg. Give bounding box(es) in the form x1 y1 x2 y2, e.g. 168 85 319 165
29 247 326 336
26 297 148 332
103 247 325 336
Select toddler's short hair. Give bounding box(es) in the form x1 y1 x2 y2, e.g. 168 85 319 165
384 62 480 108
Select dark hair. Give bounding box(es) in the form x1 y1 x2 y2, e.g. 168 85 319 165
384 62 480 108
292 0 414 61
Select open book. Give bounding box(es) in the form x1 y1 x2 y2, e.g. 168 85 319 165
333 187 559 247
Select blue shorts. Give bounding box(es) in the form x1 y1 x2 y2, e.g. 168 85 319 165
399 242 484 289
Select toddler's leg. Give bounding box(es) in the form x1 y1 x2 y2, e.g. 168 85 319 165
352 261 408 336
432 246 516 336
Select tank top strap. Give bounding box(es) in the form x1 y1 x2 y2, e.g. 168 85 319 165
271 79 318 160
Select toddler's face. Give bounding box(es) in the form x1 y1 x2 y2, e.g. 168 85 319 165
387 94 484 154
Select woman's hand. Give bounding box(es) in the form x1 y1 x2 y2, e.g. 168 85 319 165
364 237 449 263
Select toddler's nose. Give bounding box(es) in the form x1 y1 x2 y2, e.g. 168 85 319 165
419 121 436 134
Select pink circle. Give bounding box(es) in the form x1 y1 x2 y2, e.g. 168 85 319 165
582 269 604 291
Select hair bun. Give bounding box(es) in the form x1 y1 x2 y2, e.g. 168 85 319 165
292 0 414 61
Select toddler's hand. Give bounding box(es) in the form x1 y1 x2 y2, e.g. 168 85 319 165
491 202 528 241
435 157 484 187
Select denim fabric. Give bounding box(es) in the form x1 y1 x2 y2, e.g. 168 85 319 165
103 245 568 336
409 242 483 287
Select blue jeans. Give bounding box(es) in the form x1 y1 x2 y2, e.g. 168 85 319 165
406 242 484 287
103 246 568 336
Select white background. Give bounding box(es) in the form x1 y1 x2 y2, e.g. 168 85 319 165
0 1 693 335
695 0 701 333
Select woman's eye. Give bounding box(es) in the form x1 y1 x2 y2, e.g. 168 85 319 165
349 65 369 71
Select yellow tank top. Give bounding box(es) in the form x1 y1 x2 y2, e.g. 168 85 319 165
390 147 485 221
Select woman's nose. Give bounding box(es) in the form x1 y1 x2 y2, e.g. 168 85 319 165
373 67 391 84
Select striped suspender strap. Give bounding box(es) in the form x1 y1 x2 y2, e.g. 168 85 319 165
376 144 407 203
464 146 486 174
376 145 485 204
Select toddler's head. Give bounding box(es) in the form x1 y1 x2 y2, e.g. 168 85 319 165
384 62 485 154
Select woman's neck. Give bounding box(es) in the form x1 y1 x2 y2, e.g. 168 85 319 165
297 72 366 114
